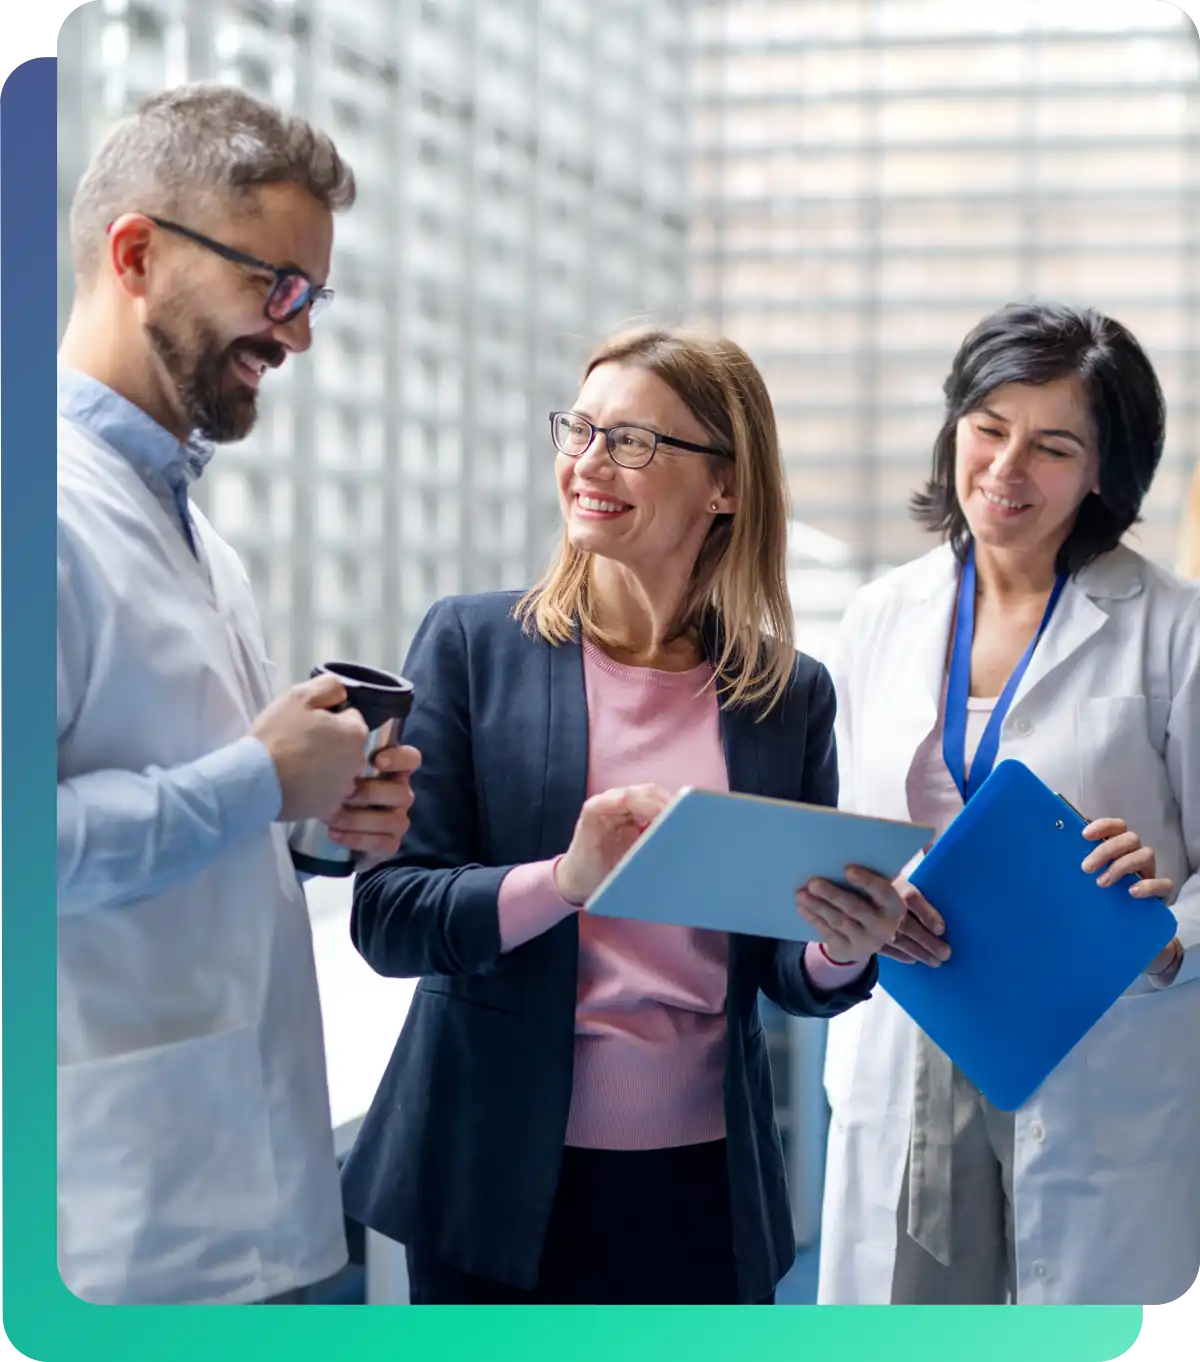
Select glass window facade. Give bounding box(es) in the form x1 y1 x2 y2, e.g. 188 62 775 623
691 0 1200 663
55 3 1200 1261
58 0 690 684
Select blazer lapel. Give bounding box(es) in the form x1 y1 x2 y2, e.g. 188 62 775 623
539 630 590 859
718 701 769 992
719 703 764 799
703 609 771 801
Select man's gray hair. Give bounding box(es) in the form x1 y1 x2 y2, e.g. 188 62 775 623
69 82 356 282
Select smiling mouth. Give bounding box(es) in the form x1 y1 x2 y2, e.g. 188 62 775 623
980 488 1032 512
574 493 632 515
229 346 281 389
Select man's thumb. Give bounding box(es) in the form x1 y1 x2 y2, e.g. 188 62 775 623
299 673 348 710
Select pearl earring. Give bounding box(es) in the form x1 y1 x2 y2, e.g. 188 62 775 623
711 500 720 512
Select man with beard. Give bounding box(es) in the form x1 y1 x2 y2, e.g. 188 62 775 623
56 84 420 1304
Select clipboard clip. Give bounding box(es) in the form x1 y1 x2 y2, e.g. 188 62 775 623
1054 791 1088 828
1055 791 1144 883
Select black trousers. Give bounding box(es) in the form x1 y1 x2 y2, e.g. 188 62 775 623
406 1140 774 1305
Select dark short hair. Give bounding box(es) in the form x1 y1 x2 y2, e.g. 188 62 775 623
910 301 1166 575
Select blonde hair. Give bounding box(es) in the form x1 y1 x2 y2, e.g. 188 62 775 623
516 324 795 714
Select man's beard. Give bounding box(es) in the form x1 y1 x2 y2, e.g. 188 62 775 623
146 311 283 443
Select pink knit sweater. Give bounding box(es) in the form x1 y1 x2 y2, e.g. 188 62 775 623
496 638 866 1149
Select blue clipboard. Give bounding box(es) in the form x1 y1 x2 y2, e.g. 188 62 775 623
880 759 1178 1111
586 787 932 943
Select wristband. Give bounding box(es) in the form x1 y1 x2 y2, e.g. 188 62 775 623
818 941 864 969
1148 937 1183 978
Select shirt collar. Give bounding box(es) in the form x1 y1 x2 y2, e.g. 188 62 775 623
57 366 215 492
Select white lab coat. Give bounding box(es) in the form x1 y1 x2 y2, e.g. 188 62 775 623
818 542 1200 1306
56 417 346 1303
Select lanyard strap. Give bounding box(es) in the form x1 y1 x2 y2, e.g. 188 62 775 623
943 543 1067 802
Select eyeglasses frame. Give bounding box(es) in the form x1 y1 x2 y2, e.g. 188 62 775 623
108 214 333 324
548 410 733 468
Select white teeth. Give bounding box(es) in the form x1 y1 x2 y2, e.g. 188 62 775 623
235 350 268 378
578 495 628 513
982 489 1029 510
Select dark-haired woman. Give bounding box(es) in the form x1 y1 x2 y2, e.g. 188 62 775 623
808 303 1200 1306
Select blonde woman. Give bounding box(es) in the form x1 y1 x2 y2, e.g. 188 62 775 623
340 326 905 1304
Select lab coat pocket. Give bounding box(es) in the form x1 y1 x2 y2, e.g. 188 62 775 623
1077 696 1172 824
58 1027 275 1303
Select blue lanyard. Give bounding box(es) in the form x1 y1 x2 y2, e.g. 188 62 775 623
942 543 1068 802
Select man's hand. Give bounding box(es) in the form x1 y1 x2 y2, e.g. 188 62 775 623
251 675 369 822
326 744 423 871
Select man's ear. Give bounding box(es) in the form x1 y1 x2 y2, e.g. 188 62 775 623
106 213 157 299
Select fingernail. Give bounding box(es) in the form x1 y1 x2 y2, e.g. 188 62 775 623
1081 856 1097 872
932 918 945 936
1097 872 1112 887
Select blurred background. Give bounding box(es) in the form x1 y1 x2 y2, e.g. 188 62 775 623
58 0 1200 1304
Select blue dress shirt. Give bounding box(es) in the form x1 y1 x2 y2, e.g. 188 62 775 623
57 368 285 914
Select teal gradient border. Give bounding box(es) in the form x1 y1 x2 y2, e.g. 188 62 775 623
1 51 1143 1361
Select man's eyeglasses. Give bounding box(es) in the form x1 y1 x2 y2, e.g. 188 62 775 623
112 215 334 324
549 411 732 469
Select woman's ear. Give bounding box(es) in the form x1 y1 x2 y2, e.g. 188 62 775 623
709 478 738 516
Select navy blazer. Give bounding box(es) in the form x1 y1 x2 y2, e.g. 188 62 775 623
340 592 878 1302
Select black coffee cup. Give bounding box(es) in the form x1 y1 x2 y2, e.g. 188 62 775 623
288 661 415 878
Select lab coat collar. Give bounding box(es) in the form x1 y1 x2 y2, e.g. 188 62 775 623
890 539 1145 726
894 538 1144 605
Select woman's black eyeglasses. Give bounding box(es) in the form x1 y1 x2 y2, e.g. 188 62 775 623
549 411 733 469
113 215 334 324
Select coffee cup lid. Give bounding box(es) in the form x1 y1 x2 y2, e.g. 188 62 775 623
311 661 413 728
